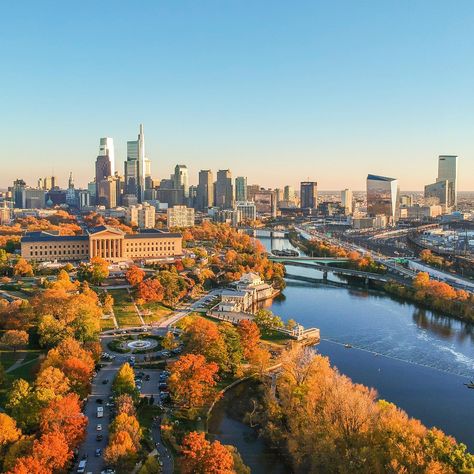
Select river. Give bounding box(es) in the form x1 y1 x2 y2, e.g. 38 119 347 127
208 232 474 472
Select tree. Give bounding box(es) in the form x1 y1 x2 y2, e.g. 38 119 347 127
162 331 178 352
6 379 42 431
29 431 72 471
137 278 164 303
35 366 70 402
39 393 87 449
0 413 21 454
219 322 244 375
168 354 219 411
180 431 235 474
113 363 137 397
126 265 145 286
1 330 29 352
13 258 33 277
182 317 228 370
104 430 137 468
237 319 261 359
109 413 142 449
253 309 283 334
7 456 51 474
115 394 136 417
37 315 68 348
77 256 109 285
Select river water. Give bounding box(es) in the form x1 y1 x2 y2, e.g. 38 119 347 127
209 232 474 472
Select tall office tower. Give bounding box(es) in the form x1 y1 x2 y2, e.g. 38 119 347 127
65 172 77 207
247 184 260 202
125 124 147 202
300 181 318 209
99 137 115 175
341 188 353 215
283 185 294 202
97 177 118 209
12 179 26 208
424 180 448 207
37 177 44 190
437 155 458 208
215 170 233 209
44 176 55 191
399 194 413 207
197 170 214 211
235 176 248 202
366 174 399 224
174 165 189 198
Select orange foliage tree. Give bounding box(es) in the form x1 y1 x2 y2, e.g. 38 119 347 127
168 354 219 411
237 319 261 359
126 265 145 286
180 431 234 474
13 258 33 277
136 278 164 303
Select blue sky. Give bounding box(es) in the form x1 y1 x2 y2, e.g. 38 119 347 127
1 0 473 190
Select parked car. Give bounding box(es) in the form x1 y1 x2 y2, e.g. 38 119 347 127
95 448 102 457
96 424 102 431
96 398 103 404
144 374 150 381
96 434 103 441
102 379 109 384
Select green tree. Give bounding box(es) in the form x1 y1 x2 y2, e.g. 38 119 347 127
6 379 43 432
253 309 283 334
162 331 178 352
219 323 244 375
113 363 138 398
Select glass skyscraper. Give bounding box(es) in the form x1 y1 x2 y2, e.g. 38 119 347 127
366 174 399 224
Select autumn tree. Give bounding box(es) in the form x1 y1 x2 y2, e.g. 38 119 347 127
180 431 234 474
77 256 109 285
39 393 87 449
13 258 33 277
6 379 43 431
136 278 164 303
168 354 219 412
237 319 261 359
0 413 21 458
104 430 137 469
162 331 178 352
113 363 138 398
0 330 29 352
253 309 283 334
109 413 142 448
35 366 70 402
126 265 145 286
115 394 136 417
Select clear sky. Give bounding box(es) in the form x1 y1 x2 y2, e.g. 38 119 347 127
1 0 473 191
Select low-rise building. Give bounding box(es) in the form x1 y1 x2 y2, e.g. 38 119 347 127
21 225 182 263
218 289 253 312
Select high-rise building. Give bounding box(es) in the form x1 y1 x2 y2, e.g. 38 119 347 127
341 189 353 215
283 185 295 202
99 137 115 175
215 170 233 209
424 180 448 208
247 184 260 202
167 205 195 228
197 170 214 211
126 203 156 228
235 176 248 202
65 172 77 207
254 190 277 217
0 201 13 225
97 177 118 209
174 165 189 198
366 174 399 224
12 179 26 208
437 155 458 208
125 124 147 202
300 182 318 210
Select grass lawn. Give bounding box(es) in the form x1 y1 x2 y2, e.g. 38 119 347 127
109 289 142 327
137 404 162 430
100 317 116 331
261 329 292 345
141 302 173 325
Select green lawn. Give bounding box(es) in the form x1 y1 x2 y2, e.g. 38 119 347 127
141 301 173 325
109 289 142 327
100 317 116 331
137 404 162 430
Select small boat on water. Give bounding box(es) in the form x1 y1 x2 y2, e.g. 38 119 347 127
464 381 474 389
271 248 300 257
344 343 353 349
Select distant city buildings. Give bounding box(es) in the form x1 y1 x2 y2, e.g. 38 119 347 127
215 170 233 209
235 176 248 202
125 124 147 202
167 205 195 228
235 201 256 222
197 170 214 211
424 155 458 210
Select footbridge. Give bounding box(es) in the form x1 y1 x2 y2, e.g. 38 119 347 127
269 256 350 265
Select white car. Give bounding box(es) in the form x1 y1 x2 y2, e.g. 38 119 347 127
96 424 102 431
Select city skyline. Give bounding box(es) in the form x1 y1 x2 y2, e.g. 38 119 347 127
1 1 474 190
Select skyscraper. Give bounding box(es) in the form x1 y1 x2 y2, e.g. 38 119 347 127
366 174 399 223
174 165 189 198
125 124 147 202
197 170 214 211
215 170 233 209
99 137 115 175
235 176 248 202
424 180 448 208
300 181 318 209
341 188 353 215
437 155 458 208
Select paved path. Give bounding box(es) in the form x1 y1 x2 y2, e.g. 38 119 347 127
152 418 174 474
128 289 146 326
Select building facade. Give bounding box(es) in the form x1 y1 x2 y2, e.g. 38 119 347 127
235 201 256 222
235 176 248 202
197 170 214 211
300 181 318 209
21 226 182 263
167 205 195 228
125 203 156 228
215 170 233 209
341 188 353 215
366 174 399 224
437 155 458 208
